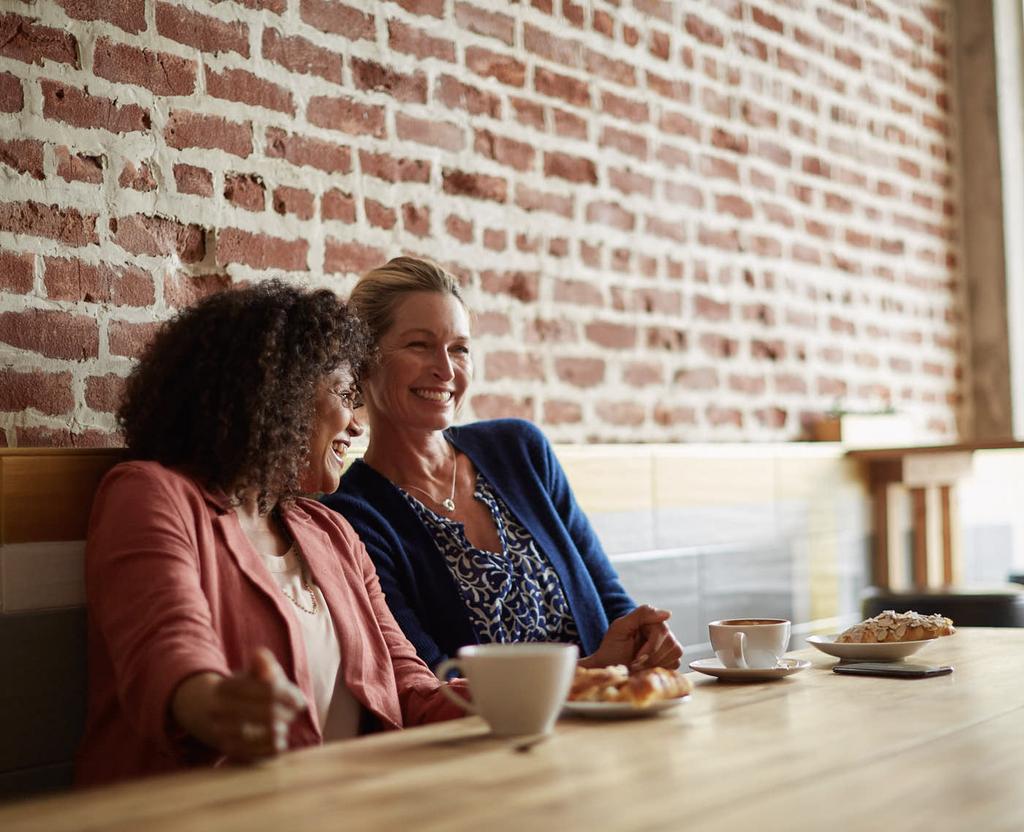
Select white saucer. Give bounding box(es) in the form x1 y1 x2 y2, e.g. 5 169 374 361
806 634 937 662
688 657 811 682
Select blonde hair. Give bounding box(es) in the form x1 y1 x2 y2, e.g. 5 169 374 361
349 256 467 346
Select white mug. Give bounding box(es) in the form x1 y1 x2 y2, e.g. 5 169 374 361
435 643 578 736
709 619 791 669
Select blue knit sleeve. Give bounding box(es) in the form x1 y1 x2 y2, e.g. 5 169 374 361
526 423 636 622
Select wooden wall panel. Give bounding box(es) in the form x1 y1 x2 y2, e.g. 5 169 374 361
0 450 122 545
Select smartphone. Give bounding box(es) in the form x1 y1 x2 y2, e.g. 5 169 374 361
833 662 953 678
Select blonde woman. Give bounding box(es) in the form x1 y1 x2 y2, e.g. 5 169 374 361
322 257 683 673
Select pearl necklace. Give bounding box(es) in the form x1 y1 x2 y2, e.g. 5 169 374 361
280 544 318 616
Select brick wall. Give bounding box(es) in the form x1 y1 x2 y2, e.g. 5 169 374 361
0 0 963 445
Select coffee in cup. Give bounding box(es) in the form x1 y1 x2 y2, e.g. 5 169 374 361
708 619 791 669
435 643 578 736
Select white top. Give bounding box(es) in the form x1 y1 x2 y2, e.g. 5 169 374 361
258 544 361 741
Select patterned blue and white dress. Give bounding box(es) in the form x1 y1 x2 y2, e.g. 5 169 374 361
401 473 580 647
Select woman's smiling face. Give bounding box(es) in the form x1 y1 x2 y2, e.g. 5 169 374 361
363 291 472 433
299 368 363 495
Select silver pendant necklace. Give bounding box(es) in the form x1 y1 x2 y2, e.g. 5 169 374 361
402 442 458 513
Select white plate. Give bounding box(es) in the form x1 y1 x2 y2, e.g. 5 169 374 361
562 695 690 719
806 634 937 662
688 657 811 682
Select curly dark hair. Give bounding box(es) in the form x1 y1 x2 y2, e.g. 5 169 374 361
118 280 369 512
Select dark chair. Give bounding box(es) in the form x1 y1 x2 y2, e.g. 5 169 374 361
0 608 87 801
862 585 1024 627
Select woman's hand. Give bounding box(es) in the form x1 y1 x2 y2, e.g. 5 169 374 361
171 647 307 762
580 605 684 671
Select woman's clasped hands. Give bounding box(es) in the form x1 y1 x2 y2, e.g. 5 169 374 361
172 647 307 762
580 605 684 672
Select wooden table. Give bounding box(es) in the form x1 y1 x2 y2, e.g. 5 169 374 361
2 628 1021 832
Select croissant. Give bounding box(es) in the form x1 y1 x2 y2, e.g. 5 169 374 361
569 664 630 702
569 665 692 706
624 667 693 706
837 610 955 644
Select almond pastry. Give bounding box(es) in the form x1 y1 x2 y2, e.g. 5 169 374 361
569 665 692 706
837 610 955 644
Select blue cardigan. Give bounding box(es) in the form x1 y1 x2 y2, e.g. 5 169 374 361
321 419 636 670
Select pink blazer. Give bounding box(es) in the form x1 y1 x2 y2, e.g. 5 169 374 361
75 461 463 786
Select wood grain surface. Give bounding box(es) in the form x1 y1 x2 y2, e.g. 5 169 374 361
0 449 121 545
1 628 1020 832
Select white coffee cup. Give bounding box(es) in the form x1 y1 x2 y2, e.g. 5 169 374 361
709 619 791 669
435 643 578 736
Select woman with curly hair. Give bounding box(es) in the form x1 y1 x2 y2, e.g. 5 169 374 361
76 281 463 787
